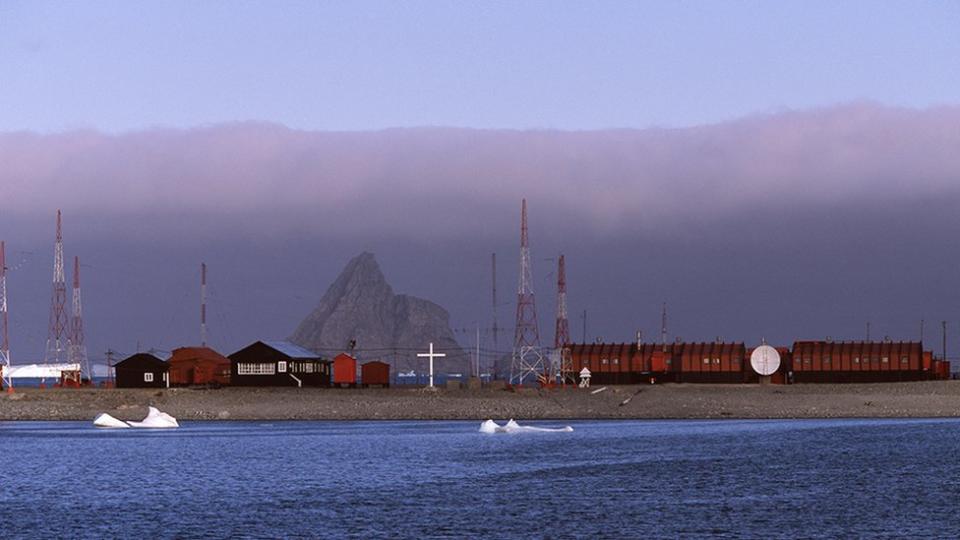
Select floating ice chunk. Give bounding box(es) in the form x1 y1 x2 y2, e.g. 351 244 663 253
127 406 179 429
479 419 501 433
93 413 130 428
479 419 573 434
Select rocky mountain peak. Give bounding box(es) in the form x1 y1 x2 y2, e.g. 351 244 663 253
290 253 469 375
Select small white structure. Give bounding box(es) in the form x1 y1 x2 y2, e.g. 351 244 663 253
579 367 592 388
417 342 446 388
750 344 781 376
6 363 81 379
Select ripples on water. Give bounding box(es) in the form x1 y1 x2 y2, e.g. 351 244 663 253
1 418 959 538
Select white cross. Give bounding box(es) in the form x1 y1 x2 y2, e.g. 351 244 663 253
417 342 446 388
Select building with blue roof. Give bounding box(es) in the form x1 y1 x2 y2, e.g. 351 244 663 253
228 340 331 387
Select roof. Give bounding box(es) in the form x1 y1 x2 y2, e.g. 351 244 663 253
261 341 320 359
115 353 168 369
169 346 230 366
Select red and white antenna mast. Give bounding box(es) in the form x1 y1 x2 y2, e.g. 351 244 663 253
70 255 90 381
510 199 544 385
201 262 207 347
554 254 575 385
1 241 13 392
45 210 70 364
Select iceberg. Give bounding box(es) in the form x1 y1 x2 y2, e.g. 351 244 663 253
93 413 130 428
478 419 573 434
125 407 180 429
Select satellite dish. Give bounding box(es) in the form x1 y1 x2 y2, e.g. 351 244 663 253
750 345 781 376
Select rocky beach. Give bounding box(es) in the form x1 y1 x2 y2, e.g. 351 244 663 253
2 381 959 422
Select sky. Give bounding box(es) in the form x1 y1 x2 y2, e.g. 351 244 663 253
1 2 960 365
1 1 959 131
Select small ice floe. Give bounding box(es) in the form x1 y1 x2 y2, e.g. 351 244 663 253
127 407 179 428
94 407 179 429
479 419 573 434
93 413 130 428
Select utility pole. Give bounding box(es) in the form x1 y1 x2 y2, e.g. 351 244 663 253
106 349 115 387
491 253 498 349
942 321 947 361
581 309 587 343
661 302 668 351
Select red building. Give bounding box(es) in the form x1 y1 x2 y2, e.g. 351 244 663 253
568 341 750 384
790 341 931 383
333 353 358 387
361 361 390 387
169 346 231 386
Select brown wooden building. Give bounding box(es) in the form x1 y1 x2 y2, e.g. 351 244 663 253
114 352 169 388
229 341 330 387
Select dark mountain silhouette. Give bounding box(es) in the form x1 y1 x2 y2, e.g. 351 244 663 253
290 252 470 375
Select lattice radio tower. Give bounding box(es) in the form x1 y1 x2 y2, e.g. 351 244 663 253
201 262 208 347
554 254 575 385
45 210 70 364
70 255 90 381
510 199 544 385
491 253 498 349
1 241 13 391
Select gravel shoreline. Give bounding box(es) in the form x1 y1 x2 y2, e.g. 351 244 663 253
2 381 960 421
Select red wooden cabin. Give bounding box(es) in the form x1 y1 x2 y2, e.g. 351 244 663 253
333 353 358 387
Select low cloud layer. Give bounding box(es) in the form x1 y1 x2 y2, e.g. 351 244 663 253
3 103 959 242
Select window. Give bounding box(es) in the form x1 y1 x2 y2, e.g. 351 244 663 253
278 361 288 373
703 358 710 365
612 358 619 365
601 358 608 365
854 357 860 364
881 357 889 364
237 363 276 375
713 358 720 364
303 363 316 373
144 372 154 382
901 357 909 365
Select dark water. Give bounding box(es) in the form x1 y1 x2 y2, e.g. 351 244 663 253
1 419 959 539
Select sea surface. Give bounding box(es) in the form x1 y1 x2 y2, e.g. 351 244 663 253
1 418 959 538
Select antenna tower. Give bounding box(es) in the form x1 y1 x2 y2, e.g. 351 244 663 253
554 254 575 385
70 256 90 381
45 210 70 364
201 262 208 346
660 302 668 351
1 242 12 391
510 199 544 385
